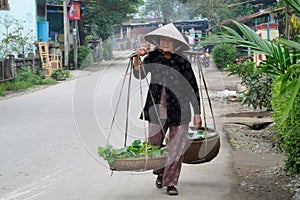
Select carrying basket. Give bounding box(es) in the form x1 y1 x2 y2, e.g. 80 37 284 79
103 57 167 172
182 52 221 164
109 156 167 171
183 128 220 164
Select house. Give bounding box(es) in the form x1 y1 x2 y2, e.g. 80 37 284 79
114 19 210 50
0 0 49 81
0 0 48 56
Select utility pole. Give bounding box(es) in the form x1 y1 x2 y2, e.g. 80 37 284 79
73 22 78 69
63 0 70 68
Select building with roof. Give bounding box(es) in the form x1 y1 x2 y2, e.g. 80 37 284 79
113 19 211 50
0 0 47 56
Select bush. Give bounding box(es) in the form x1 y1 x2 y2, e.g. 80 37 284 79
103 37 113 60
0 67 55 96
0 82 11 96
226 61 274 110
212 43 237 69
272 80 300 174
69 46 93 69
15 67 56 85
50 69 71 81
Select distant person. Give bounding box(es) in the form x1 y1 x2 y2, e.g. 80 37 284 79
193 34 199 51
133 40 139 50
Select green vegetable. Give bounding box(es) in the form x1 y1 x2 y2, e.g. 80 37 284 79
98 140 168 164
187 130 206 140
198 130 204 135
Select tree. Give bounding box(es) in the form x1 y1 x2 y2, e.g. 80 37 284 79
9 20 35 57
80 0 143 43
0 15 35 58
140 0 192 22
180 0 276 24
183 0 237 24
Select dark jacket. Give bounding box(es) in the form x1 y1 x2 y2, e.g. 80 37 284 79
133 49 200 126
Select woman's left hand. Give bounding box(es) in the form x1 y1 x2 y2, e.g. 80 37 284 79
193 114 202 129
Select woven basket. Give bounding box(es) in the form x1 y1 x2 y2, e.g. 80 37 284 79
183 128 220 164
109 156 167 171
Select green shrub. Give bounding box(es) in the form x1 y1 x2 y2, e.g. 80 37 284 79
69 45 93 69
0 67 55 96
226 61 274 110
103 37 113 61
50 69 72 81
14 67 50 86
0 82 11 96
272 79 300 174
63 70 71 78
212 43 237 69
14 67 41 86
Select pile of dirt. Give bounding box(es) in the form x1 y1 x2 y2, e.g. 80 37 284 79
223 107 299 200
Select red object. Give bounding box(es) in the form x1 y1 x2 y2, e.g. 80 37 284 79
68 2 81 20
255 23 279 30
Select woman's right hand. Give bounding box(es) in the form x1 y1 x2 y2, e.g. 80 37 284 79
133 46 148 70
136 46 148 56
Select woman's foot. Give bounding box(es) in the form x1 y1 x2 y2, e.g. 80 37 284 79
167 186 178 195
155 175 163 188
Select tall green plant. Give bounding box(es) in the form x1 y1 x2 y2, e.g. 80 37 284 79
201 20 300 174
285 0 300 13
272 78 300 174
226 61 274 110
201 21 300 123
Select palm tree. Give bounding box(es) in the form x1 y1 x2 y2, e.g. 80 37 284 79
201 0 300 173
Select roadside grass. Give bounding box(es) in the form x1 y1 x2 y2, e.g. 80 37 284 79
0 67 57 97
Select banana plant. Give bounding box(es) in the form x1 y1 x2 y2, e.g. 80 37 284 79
285 0 300 14
201 21 300 124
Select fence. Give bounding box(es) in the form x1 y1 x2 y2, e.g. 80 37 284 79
0 55 40 83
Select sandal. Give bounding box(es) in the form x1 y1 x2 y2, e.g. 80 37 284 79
155 175 163 188
167 186 178 195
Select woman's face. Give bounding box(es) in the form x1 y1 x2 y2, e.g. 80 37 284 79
159 37 174 52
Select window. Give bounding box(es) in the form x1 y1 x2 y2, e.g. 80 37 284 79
37 3 45 16
0 0 9 10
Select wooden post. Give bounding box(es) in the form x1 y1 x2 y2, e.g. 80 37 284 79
63 0 70 68
285 3 290 40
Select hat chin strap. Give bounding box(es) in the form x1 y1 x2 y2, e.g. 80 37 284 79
174 46 181 52
157 48 174 55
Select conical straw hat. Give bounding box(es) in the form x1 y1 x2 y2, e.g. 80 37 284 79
144 23 190 52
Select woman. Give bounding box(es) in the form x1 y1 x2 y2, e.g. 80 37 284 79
133 23 202 195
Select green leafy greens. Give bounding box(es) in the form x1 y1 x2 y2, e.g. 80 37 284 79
187 130 205 140
98 140 168 164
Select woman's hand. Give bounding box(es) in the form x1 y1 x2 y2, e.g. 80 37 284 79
136 46 148 56
133 46 148 70
193 114 202 129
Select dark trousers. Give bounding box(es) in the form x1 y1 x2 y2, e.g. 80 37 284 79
149 123 188 187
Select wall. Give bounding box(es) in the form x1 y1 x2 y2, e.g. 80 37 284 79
0 0 39 56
